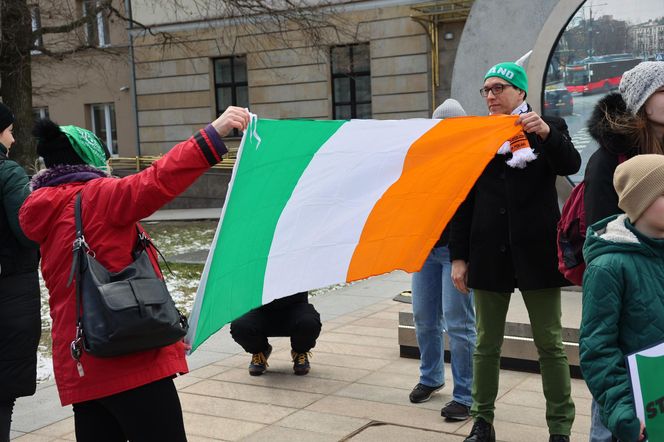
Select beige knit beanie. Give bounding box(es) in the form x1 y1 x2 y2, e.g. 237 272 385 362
614 154 664 222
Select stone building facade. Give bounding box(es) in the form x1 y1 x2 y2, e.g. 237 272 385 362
33 0 634 208
129 0 467 156
30 0 137 158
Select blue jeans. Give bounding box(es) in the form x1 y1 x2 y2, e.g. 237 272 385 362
411 246 476 406
590 399 614 442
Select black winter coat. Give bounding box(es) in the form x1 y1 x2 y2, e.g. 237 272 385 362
0 144 41 400
584 93 637 226
449 110 581 292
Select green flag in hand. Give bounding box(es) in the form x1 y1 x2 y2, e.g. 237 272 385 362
636 353 664 440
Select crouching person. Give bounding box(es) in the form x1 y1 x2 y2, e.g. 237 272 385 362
231 292 321 376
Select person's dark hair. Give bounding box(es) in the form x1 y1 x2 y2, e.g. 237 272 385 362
32 119 86 167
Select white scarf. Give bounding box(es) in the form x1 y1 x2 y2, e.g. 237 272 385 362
496 102 537 169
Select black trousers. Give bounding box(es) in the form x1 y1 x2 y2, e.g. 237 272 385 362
230 302 321 354
72 377 186 442
0 398 14 442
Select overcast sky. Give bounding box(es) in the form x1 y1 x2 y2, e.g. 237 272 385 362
584 0 663 24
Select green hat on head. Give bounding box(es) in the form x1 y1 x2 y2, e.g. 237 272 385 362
59 125 110 169
484 62 528 94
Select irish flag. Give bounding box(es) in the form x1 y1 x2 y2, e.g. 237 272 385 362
186 115 522 352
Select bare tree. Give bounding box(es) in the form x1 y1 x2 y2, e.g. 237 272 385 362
0 0 351 168
1 0 37 167
1 0 126 167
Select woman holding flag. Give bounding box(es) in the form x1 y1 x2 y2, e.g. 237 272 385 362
19 106 249 441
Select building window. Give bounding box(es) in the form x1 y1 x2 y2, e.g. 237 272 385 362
32 107 49 121
81 0 110 47
213 56 248 137
30 4 43 53
330 43 372 119
90 103 117 156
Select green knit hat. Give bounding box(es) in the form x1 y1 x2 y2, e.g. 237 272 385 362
484 62 528 93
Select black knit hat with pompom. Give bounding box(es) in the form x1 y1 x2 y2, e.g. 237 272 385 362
0 103 15 133
33 119 87 167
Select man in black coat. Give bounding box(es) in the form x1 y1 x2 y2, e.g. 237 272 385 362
450 62 579 442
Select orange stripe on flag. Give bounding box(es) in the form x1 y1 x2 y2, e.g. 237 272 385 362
346 115 523 281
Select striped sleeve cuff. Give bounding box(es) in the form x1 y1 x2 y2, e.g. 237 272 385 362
204 124 227 156
193 125 228 166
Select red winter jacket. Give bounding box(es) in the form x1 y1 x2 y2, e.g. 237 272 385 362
19 127 226 405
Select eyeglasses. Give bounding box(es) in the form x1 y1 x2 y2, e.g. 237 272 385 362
480 83 516 97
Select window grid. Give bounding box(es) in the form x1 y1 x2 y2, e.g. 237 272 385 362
330 43 372 120
81 0 110 47
213 56 249 138
90 103 117 156
30 5 43 53
32 107 49 121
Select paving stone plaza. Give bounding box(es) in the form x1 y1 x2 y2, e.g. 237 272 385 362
13 259 589 441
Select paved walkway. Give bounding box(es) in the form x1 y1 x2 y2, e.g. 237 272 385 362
12 271 590 441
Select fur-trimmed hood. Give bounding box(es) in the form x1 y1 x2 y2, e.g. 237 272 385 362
587 92 637 156
29 164 109 191
584 214 659 265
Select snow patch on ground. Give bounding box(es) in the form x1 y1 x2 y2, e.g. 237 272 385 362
36 221 214 382
35 220 353 382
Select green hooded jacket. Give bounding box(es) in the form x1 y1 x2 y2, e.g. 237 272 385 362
581 214 664 442
0 143 38 277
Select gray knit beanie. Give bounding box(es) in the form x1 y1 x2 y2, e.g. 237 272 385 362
614 154 664 222
619 61 664 115
433 98 466 119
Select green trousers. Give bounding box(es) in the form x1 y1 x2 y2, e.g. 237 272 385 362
472 288 575 435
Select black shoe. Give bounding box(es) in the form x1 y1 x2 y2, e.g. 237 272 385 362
291 350 311 375
248 344 272 376
549 436 569 442
441 400 471 421
409 383 444 403
463 418 495 442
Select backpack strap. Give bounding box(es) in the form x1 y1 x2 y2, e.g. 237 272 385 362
67 192 86 366
67 193 87 287
134 225 173 277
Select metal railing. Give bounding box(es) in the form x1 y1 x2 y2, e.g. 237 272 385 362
109 152 237 171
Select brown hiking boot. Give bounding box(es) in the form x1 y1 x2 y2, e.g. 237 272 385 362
291 350 311 375
248 344 272 376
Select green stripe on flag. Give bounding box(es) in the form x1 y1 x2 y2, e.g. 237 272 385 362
190 118 346 351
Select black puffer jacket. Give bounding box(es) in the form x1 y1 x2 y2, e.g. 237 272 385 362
0 144 41 400
449 109 581 292
584 93 638 226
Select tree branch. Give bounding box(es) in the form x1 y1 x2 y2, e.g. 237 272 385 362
32 43 124 60
33 0 112 38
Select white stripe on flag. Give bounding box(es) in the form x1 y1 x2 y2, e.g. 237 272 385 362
262 119 439 303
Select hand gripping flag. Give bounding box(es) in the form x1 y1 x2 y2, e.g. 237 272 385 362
186 115 523 352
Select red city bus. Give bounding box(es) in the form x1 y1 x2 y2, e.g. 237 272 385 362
564 54 641 94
